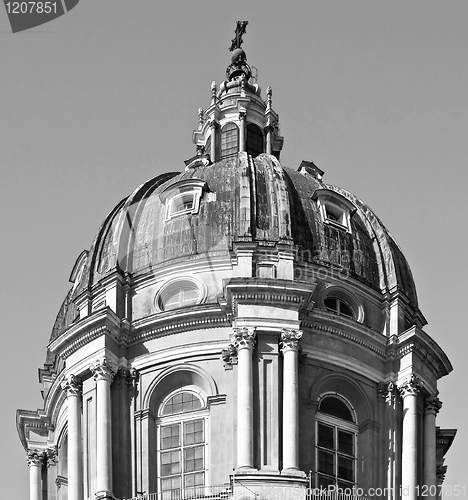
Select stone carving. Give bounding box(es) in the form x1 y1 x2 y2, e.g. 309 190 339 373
436 464 447 484
377 381 396 404
46 447 58 467
61 374 82 396
90 357 116 383
230 327 256 351
424 394 442 415
27 449 45 467
221 342 238 369
397 374 423 398
280 329 303 352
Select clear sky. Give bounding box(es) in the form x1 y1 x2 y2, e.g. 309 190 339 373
1 1 467 498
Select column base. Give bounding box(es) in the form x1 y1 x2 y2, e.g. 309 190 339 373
95 490 116 500
235 466 258 474
281 468 307 478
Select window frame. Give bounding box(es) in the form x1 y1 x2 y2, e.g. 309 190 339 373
315 395 358 490
157 389 209 495
324 296 356 319
154 277 206 313
165 187 203 221
312 189 356 234
220 122 239 159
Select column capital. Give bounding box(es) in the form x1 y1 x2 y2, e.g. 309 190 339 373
280 329 303 353
230 327 256 351
398 374 423 398
436 465 447 485
424 394 442 415
27 449 45 467
61 374 82 396
210 119 219 130
239 111 247 120
90 357 116 383
45 446 58 468
377 381 397 404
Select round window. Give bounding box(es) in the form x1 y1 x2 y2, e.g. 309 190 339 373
156 279 203 312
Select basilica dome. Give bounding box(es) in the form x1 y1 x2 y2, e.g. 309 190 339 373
51 151 418 342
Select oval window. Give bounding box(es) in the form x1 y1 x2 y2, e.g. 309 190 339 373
157 280 202 312
324 296 355 319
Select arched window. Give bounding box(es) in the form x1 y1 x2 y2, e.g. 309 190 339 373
205 136 211 157
316 395 357 490
324 296 355 319
155 279 204 312
246 124 264 157
220 123 239 158
158 390 206 496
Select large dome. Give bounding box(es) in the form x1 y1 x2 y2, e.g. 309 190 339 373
51 152 418 342
19 24 455 500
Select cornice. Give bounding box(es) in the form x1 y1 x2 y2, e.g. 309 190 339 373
303 321 387 358
301 321 452 380
48 308 123 358
130 306 230 345
222 278 316 318
387 326 453 379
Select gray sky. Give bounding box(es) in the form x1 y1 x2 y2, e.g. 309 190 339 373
1 1 467 497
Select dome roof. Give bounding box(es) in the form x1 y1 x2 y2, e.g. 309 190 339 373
50 153 418 342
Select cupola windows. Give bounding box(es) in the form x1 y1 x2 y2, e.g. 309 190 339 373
220 123 239 158
246 123 264 157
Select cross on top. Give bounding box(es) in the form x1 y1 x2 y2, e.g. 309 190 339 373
229 21 248 51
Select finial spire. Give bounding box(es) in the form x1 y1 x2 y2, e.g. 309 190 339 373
229 21 248 51
226 21 252 82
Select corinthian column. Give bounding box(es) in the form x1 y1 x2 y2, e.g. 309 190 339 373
90 357 116 499
61 374 83 500
27 450 44 500
398 374 423 500
424 395 442 500
231 327 256 469
280 329 302 472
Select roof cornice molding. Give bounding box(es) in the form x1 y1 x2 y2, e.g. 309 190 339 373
387 326 453 379
130 304 230 346
48 307 123 358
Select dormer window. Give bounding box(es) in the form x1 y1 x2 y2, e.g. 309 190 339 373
160 179 208 221
312 189 356 233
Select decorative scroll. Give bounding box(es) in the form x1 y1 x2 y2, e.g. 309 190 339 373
424 394 442 415
61 374 82 396
377 381 397 404
280 329 303 353
230 327 256 351
397 374 423 398
27 449 45 467
90 357 116 383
